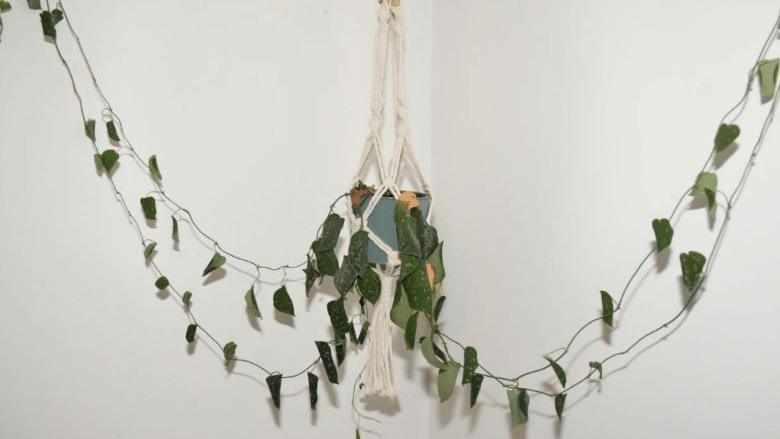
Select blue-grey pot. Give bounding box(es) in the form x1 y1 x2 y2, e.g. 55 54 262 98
358 192 432 264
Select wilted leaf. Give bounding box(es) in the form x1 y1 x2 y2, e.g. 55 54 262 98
185 324 197 343
555 393 567 420
327 298 350 334
652 218 673 252
390 285 413 329
223 341 237 363
171 216 179 243
469 374 483 408
356 266 380 304
106 120 119 141
245 286 261 319
462 346 478 385
315 341 338 384
680 251 706 292
437 362 460 402
600 290 615 327
148 155 162 182
714 123 741 152
404 312 419 350
348 230 369 276
201 252 226 277
318 213 344 251
507 388 529 426
266 374 282 409
155 276 169 290
307 372 319 410
334 256 357 295
758 59 779 103
350 183 374 213
140 196 157 221
589 361 603 379
84 119 96 141
144 242 157 259
273 285 295 316
546 357 566 388
420 336 447 369
100 150 119 173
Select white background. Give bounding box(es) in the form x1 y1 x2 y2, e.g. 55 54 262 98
1 1 779 438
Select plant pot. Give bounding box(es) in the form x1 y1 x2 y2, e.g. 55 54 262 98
358 191 432 264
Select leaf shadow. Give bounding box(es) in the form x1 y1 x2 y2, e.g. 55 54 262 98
156 287 170 300
273 310 296 329
245 306 262 333
202 267 227 286
712 142 739 169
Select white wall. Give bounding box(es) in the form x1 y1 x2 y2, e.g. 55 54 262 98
2 1 780 438
431 1 780 438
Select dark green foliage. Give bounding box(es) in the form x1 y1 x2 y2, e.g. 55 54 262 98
307 372 318 410
334 256 357 295
28 0 41 10
143 242 157 260
155 276 169 290
600 290 615 327
100 150 119 174
335 332 346 366
547 357 566 388
402 262 433 314
106 120 119 141
315 341 338 384
201 252 226 277
555 393 567 420
171 216 179 243
356 266 380 304
652 218 673 252
266 374 282 409
223 341 237 363
348 230 369 276
469 374 484 407
589 361 603 379
327 298 350 334
84 119 96 141
318 214 344 251
148 155 162 182
245 287 261 319
462 346 478 384
357 322 369 345
140 197 157 221
185 324 197 343
303 255 318 295
434 296 446 322
273 285 295 316
680 251 706 292
404 312 418 350
39 11 55 39
714 123 740 152
182 291 192 307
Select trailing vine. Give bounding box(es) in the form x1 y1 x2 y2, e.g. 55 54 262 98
12 0 780 434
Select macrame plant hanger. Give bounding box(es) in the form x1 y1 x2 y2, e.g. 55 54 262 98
347 0 432 397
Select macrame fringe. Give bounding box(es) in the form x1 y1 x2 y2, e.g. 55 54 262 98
362 268 399 397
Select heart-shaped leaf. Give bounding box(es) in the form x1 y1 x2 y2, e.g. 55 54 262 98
555 393 567 420
106 120 120 142
223 341 237 364
315 341 338 384
266 374 282 409
273 285 295 317
100 150 119 174
348 230 369 276
652 218 673 252
692 172 717 198
140 197 157 221
589 361 603 379
507 388 529 426
469 373 484 408
84 119 96 141
155 276 169 290
327 298 350 334
307 372 319 410
148 155 162 182
680 251 706 292
185 324 197 343
356 266 380 304
404 312 419 350
318 213 344 251
201 252 226 277
758 59 779 103
437 362 460 402
334 256 357 295
546 357 566 388
245 286 261 319
600 290 615 327
462 346 478 385
714 123 740 152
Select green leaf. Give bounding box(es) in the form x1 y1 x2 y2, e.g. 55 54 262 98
355 429 361 439
106 120 120 142
245 286 261 319
399 254 420 282
714 123 741 152
390 285 413 329
555 393 567 420
143 242 157 259
652 218 673 252
348 230 369 276
600 290 615 327
140 196 157 221
27 0 41 10
327 298 350 334
51 8 62 25
266 374 282 409
303 255 319 296
315 249 339 276
318 213 344 251
307 372 319 410
411 207 439 259
356 266 380 304
148 155 162 182
334 256 357 295
469 374 484 408
428 242 446 285
395 202 421 256
589 361 603 379
93 154 103 172
185 324 197 343
680 251 706 292
171 216 179 243
273 285 295 316
404 312 419 350
201 252 226 277
705 188 717 218
462 346 478 385
39 11 55 39
692 172 717 198
335 332 346 366
182 291 192 307
758 59 779 103
402 262 433 314
420 336 447 369
0 1 10 12
437 362 460 402
546 357 566 388
223 341 237 363
349 323 358 344
84 119 96 141
315 341 338 384
100 149 119 173
507 388 529 426
434 296 446 322
155 276 169 290
357 322 369 344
